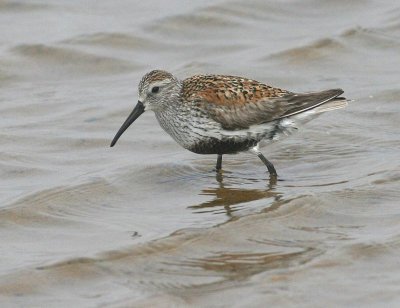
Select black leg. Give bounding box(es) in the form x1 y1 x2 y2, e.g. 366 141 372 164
216 154 223 171
257 153 277 176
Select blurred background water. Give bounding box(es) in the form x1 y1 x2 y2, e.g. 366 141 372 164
1 0 400 307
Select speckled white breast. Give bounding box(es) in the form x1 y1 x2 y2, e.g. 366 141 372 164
154 105 221 151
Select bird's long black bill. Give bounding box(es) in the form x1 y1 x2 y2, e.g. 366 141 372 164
110 101 145 147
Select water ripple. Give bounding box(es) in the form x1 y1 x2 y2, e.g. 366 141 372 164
11 44 138 79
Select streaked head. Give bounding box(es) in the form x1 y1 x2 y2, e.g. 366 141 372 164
138 70 179 110
110 70 180 147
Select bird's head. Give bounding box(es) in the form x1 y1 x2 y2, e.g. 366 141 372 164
110 70 180 147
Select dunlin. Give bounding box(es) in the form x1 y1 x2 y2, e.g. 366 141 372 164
111 70 348 176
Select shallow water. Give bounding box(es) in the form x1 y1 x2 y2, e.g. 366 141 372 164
1 0 400 306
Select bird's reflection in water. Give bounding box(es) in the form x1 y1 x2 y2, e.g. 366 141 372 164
189 172 281 218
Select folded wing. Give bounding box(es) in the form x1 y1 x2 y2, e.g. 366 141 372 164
183 75 344 130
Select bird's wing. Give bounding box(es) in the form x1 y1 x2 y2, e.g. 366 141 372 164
183 75 343 130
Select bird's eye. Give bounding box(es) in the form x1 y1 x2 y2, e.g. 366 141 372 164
151 86 160 94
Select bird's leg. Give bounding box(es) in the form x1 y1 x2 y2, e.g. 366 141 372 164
257 153 277 176
216 154 223 171
250 146 277 176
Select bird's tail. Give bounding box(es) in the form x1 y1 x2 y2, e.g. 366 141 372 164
312 97 349 114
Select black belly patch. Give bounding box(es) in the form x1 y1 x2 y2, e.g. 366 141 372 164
188 138 258 154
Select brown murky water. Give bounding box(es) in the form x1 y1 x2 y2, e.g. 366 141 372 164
1 0 400 307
